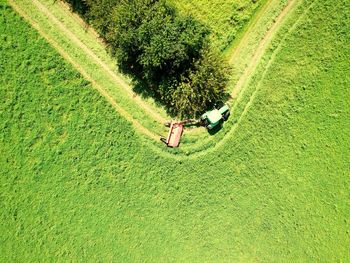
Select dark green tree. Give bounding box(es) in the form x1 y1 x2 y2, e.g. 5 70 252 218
109 0 209 84
84 0 120 35
171 47 230 117
63 0 88 15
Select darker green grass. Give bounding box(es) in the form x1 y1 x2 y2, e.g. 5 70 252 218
169 0 265 51
1 0 349 261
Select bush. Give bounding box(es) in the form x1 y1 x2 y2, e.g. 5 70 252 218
171 47 230 117
84 0 120 35
63 0 88 15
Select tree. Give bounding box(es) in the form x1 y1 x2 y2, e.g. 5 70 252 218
63 0 88 15
171 47 230 117
84 0 120 36
109 0 209 85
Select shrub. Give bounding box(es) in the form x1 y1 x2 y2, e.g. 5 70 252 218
109 0 209 81
171 47 230 117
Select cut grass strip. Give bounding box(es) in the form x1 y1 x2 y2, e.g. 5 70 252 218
226 0 289 94
10 0 167 136
38 0 168 122
8 0 160 141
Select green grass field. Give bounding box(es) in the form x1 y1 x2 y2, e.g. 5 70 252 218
1 0 350 261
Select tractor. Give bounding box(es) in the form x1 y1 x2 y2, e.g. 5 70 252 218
200 104 230 130
160 105 230 148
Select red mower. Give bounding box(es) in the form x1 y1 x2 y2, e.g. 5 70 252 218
160 121 184 148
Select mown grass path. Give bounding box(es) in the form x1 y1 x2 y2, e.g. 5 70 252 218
9 0 301 157
28 0 166 124
229 0 297 100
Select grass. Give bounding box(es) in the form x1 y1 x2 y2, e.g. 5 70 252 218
1 0 350 261
224 0 289 91
168 0 267 51
9 0 223 151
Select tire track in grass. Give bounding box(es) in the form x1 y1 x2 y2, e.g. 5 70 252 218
31 0 166 124
224 0 273 58
8 0 159 141
189 0 316 159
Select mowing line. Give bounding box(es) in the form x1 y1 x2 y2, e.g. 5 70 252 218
229 0 297 102
31 0 166 124
8 0 159 141
224 0 272 57
188 0 316 160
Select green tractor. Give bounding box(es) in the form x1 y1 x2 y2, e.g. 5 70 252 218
200 104 230 130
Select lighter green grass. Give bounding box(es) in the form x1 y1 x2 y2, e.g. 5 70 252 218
1 0 350 261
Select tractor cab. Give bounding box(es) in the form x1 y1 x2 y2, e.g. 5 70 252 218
200 104 230 130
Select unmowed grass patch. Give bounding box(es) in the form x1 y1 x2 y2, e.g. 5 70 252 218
1 0 350 261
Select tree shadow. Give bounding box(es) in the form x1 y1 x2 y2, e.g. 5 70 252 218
118 63 232 120
60 0 88 16
118 64 180 117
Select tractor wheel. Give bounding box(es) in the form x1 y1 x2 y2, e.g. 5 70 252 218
222 111 230 121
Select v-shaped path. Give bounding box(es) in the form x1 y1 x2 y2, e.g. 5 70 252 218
9 0 299 155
